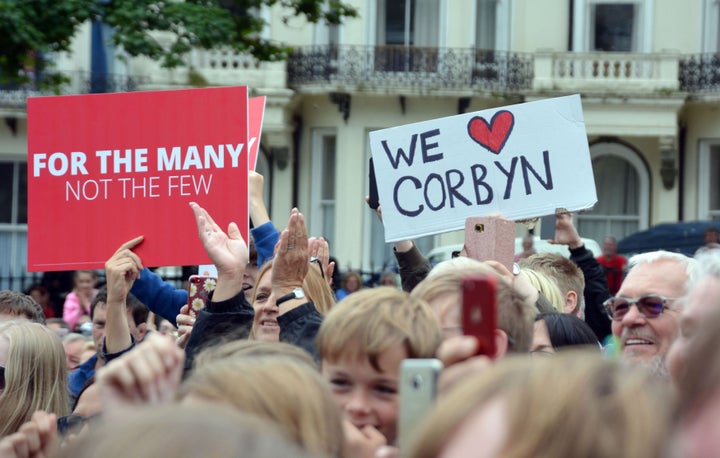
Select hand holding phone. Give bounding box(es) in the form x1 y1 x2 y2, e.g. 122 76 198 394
462 275 498 357
398 358 443 453
187 275 217 318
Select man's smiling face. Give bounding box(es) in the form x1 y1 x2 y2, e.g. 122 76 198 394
612 259 687 377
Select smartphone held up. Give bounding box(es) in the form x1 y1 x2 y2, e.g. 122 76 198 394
462 274 498 357
188 274 217 318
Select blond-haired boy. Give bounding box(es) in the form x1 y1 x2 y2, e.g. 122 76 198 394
316 287 442 446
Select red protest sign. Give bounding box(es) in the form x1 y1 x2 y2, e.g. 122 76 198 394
249 96 266 170
27 86 249 271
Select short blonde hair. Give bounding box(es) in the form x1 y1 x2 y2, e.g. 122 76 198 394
0 321 70 437
180 357 345 457
409 352 672 458
317 287 442 370
520 268 564 312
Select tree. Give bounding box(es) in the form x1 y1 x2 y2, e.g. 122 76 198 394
0 0 357 86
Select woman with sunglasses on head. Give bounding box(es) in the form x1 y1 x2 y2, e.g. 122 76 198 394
0 321 70 437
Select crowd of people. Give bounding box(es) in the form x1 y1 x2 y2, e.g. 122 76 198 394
1 169 720 458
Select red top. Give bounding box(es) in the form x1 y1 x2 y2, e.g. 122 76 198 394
597 254 627 296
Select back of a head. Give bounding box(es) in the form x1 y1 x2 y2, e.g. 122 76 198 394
409 352 672 458
520 268 565 312
52 404 315 458
317 287 442 367
536 313 600 350
412 263 534 353
180 356 345 457
520 253 584 307
193 339 316 371
0 321 69 437
0 290 45 324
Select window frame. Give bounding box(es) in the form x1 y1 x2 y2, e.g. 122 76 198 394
0 159 29 278
698 139 720 220
575 141 650 240
572 0 653 52
309 128 337 249
472 0 511 51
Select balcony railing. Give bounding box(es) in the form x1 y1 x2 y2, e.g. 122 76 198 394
0 71 146 109
680 53 720 93
533 51 680 93
287 45 534 93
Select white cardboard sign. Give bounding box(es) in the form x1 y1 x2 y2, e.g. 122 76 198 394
368 94 597 243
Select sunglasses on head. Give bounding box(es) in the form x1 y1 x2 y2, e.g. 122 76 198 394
603 294 676 321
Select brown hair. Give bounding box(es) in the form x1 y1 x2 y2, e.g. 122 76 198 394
317 287 442 370
180 357 346 457
409 352 673 458
0 290 45 324
411 263 534 353
0 321 70 437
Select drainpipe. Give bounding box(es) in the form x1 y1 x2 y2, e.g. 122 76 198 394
292 115 303 208
678 126 686 221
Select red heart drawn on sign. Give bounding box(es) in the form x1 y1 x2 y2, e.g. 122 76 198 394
467 110 515 155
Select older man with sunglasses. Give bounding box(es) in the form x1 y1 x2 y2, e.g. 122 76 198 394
603 251 697 378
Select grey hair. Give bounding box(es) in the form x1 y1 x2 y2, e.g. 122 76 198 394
628 251 698 286
689 250 720 289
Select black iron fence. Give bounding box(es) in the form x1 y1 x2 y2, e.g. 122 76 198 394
288 45 534 92
0 71 147 108
680 53 720 92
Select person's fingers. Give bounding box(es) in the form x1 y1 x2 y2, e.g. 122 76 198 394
436 335 479 366
327 261 336 286
227 221 242 240
176 331 190 349
114 236 144 255
11 433 29 458
359 424 387 445
17 423 40 454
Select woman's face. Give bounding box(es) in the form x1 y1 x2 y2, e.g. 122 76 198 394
251 268 280 342
346 276 360 292
75 272 96 292
531 320 555 356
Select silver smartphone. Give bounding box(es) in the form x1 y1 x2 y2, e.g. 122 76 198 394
398 358 443 453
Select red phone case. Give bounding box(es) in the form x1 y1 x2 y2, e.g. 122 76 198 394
187 275 217 318
462 275 498 357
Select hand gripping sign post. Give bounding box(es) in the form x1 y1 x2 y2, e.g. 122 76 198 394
368 94 597 243
27 86 251 271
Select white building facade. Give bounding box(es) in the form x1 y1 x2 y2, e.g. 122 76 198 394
1 0 719 284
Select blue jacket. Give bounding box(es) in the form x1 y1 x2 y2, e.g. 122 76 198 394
130 221 280 324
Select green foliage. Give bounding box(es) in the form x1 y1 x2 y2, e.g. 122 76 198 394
0 0 357 85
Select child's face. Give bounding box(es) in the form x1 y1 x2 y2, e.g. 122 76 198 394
321 343 408 444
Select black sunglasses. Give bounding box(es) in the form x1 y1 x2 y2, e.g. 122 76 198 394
603 294 676 321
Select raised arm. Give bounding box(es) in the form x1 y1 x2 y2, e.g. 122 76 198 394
550 212 612 340
249 171 279 266
104 236 145 355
